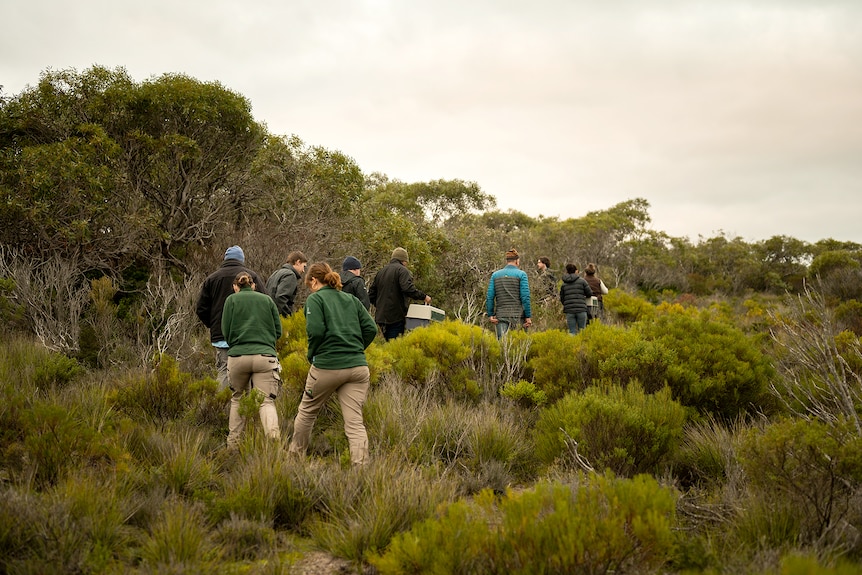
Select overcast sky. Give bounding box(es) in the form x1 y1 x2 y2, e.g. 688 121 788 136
2 0 861 244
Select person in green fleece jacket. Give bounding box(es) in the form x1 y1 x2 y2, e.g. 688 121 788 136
288 262 378 465
222 271 283 449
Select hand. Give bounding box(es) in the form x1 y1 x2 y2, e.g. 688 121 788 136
489 315 499 324
424 295 432 304
524 318 532 329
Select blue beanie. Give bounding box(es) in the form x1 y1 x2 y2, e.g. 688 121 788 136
224 245 245 263
342 256 362 271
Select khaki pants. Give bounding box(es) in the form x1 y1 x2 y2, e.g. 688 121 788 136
226 354 282 448
289 365 370 465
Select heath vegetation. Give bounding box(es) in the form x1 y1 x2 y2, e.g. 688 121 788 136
2 66 862 573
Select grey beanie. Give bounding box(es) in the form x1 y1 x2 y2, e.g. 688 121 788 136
391 247 409 262
224 245 245 263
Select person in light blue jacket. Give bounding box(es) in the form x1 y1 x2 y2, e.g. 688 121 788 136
486 248 532 339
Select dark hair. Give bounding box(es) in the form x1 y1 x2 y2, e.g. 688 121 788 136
539 256 551 267
233 272 253 288
288 251 308 265
585 263 598 276
565 263 578 274
305 262 342 290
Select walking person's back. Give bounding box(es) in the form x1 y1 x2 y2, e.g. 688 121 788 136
368 247 431 341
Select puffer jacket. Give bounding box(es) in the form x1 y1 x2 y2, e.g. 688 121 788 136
559 273 592 314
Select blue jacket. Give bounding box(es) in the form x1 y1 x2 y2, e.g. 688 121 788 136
486 264 531 319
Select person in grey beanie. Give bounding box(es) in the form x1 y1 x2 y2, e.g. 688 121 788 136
340 256 371 310
196 245 266 391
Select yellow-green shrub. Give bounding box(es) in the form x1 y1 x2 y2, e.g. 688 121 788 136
604 289 656 324
369 473 677 574
534 383 687 476
637 305 775 419
382 321 498 401
523 329 587 402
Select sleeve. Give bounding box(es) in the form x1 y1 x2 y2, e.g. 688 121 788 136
221 297 234 345
486 274 496 316
196 282 211 327
600 280 609 295
358 302 379 348
520 272 532 319
274 273 297 315
304 294 324 363
356 281 371 310
368 274 378 306
271 300 283 341
399 267 426 300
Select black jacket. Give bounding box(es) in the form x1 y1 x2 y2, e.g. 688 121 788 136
340 271 371 310
559 273 592 315
196 259 265 343
368 259 427 324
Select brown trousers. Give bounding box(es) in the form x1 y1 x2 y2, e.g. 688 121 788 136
289 365 370 465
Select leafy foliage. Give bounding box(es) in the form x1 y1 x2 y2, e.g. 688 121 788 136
369 473 677 575
534 383 687 476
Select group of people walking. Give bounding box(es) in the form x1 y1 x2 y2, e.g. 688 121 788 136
196 243 606 461
195 246 432 464
486 249 608 338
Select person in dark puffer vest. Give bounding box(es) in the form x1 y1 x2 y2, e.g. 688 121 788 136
559 263 592 335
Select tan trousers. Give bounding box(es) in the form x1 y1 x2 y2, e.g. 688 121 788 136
226 354 282 448
289 365 370 465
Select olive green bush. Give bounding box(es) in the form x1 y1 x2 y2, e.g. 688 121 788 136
737 417 862 549
638 303 775 419
604 288 656 324
369 473 677 575
534 383 687 476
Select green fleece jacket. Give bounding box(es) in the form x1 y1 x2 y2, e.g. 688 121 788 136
221 287 282 356
304 286 378 369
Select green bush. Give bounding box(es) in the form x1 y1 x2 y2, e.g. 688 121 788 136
369 473 677 574
213 441 321 531
499 379 547 408
638 304 775 419
112 354 197 423
33 351 85 389
310 456 460 567
737 417 862 547
533 383 687 476
382 321 499 401
604 289 656 324
523 329 587 402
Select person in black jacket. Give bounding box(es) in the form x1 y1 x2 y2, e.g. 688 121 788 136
368 247 431 341
196 245 266 391
559 263 592 335
340 256 371 310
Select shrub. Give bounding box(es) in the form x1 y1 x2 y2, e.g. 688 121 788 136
213 441 321 531
523 329 587 402
33 350 85 389
309 457 460 568
674 416 745 489
368 473 677 575
138 498 221 570
112 354 196 423
382 321 496 401
499 379 547 408
638 304 774 419
604 289 656 324
737 417 862 548
533 383 687 476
